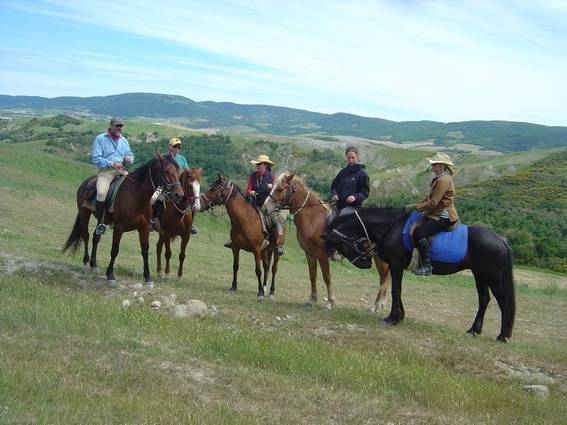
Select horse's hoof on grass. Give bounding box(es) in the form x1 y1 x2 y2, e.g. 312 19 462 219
107 280 118 288
321 302 332 311
496 335 508 343
145 281 154 289
268 294 276 301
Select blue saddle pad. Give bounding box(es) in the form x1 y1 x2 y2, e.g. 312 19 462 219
402 210 468 263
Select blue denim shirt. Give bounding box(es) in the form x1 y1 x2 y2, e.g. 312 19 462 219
91 132 134 169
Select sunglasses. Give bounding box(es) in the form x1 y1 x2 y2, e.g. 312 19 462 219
172 145 181 149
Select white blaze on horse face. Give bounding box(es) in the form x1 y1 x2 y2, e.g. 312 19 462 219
192 181 201 211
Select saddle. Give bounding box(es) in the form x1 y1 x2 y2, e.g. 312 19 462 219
402 210 468 264
81 175 127 213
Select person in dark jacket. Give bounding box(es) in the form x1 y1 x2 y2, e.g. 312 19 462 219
326 146 370 259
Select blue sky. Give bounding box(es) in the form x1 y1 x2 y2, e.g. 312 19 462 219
1 0 566 126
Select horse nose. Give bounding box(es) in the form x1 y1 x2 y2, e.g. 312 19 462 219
193 198 201 212
174 190 184 203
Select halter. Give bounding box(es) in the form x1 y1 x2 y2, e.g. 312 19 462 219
267 177 324 216
148 158 181 200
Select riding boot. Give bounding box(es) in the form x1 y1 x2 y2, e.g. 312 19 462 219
151 201 163 232
94 201 107 235
414 238 432 276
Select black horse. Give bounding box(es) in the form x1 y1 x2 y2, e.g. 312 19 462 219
324 207 516 342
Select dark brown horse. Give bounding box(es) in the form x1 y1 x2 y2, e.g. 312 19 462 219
156 167 202 278
63 154 184 286
262 173 391 310
201 174 285 299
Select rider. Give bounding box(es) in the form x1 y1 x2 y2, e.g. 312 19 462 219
326 146 370 260
150 137 197 234
413 152 459 276
91 117 134 235
224 154 285 255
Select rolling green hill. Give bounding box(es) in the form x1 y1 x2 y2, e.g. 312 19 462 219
2 93 567 152
1 114 566 272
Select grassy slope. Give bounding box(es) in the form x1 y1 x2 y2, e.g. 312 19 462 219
1 142 567 424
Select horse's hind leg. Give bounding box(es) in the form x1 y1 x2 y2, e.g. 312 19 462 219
230 249 240 292
371 256 391 312
305 253 319 306
468 275 491 336
319 256 335 308
156 236 164 278
164 239 172 277
269 252 278 298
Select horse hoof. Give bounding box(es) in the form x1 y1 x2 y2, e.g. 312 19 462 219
321 302 332 311
107 280 118 288
145 281 154 289
257 295 265 301
496 335 508 343
269 294 276 301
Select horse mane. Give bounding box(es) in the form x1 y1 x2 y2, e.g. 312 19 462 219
276 172 323 199
129 156 179 184
334 206 408 229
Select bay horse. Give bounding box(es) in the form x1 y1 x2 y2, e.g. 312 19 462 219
156 167 202 278
63 154 184 286
201 174 285 299
262 173 391 310
324 207 516 342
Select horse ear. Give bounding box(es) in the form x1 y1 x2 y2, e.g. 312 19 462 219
156 150 164 160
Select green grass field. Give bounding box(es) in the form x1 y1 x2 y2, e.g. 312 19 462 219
1 141 567 424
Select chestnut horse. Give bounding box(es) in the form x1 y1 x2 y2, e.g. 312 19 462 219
63 154 183 286
156 167 202 278
201 174 285 299
262 173 391 310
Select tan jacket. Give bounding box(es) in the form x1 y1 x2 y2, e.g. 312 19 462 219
415 173 459 222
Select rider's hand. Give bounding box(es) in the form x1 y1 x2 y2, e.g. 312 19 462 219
249 191 257 196
346 195 355 204
112 162 123 170
123 155 133 164
331 194 339 202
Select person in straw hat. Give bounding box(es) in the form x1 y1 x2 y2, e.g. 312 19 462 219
224 154 286 255
413 152 460 276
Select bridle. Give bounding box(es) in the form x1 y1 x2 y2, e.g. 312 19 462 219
202 178 237 213
149 158 182 200
266 177 314 216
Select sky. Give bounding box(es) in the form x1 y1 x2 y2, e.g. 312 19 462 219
1 0 566 127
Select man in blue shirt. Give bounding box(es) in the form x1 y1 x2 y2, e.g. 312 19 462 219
91 117 134 235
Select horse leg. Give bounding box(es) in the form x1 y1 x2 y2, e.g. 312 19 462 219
156 236 164 278
319 256 335 309
384 265 404 325
255 250 265 299
467 274 491 337
230 248 240 292
164 238 172 277
261 250 272 297
304 253 319 306
371 257 391 312
138 228 152 286
269 252 278 298
105 230 122 286
177 233 190 278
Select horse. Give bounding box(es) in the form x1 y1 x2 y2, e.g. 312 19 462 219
156 167 202 278
324 207 516 342
62 154 184 286
201 174 285 299
262 173 391 310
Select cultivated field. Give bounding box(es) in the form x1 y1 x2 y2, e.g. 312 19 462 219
1 142 566 425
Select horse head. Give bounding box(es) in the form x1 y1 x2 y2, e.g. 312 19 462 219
323 214 374 269
201 174 235 211
180 168 202 211
153 152 184 203
263 172 296 214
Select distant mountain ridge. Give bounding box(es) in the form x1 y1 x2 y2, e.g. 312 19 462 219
1 92 567 152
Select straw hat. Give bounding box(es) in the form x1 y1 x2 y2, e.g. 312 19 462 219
428 152 454 167
251 154 274 165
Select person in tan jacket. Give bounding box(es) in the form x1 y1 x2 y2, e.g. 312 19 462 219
413 152 459 275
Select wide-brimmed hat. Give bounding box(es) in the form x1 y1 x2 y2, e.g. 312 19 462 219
428 152 454 167
168 137 182 147
251 154 274 165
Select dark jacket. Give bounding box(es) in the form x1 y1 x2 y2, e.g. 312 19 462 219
247 171 274 208
330 163 370 210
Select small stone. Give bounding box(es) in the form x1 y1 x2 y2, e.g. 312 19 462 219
523 385 550 398
137 297 145 304
121 299 130 308
150 300 161 309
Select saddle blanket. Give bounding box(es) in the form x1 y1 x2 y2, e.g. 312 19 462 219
402 210 468 264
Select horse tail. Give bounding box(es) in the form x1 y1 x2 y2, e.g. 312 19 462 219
501 238 516 339
62 213 82 255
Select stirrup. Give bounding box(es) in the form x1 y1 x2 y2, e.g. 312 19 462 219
95 223 106 235
413 264 432 276
151 218 161 232
275 246 285 256
224 241 232 248
191 225 198 234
